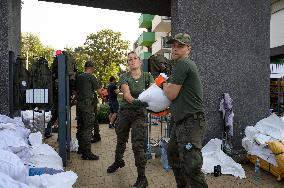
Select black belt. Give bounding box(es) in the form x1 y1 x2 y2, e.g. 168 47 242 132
176 112 204 124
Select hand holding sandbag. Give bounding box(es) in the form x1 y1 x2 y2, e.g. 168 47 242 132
155 75 166 87
138 84 171 112
155 73 168 87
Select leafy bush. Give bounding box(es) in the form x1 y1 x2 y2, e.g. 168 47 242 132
97 103 109 123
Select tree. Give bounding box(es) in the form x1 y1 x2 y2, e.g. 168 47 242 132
21 32 55 68
69 29 129 85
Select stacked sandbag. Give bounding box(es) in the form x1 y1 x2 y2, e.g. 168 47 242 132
0 118 31 164
0 149 28 184
21 110 51 136
0 172 30 188
242 114 284 181
0 114 77 187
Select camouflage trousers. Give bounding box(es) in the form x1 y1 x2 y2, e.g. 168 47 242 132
93 102 100 139
168 113 208 188
76 102 96 155
115 107 147 176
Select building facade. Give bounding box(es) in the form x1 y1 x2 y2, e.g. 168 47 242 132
134 14 172 70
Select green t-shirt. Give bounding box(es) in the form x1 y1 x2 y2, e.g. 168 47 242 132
169 57 204 122
119 72 154 109
76 72 100 102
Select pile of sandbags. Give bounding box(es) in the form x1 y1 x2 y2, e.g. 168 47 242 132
0 114 77 187
21 110 51 136
242 113 284 181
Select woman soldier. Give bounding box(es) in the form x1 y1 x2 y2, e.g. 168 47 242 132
107 51 153 188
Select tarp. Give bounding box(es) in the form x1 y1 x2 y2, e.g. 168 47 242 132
202 138 246 179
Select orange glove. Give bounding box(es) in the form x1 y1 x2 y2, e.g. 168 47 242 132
155 75 166 87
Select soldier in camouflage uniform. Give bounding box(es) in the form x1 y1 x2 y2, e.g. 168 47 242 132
107 51 153 188
76 61 102 160
91 95 101 143
159 33 208 188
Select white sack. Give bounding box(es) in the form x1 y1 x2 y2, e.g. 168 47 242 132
254 133 275 147
28 132 42 146
0 129 28 150
0 128 31 163
0 115 25 128
28 171 77 188
242 137 277 166
21 111 51 123
254 113 284 142
30 144 63 170
0 115 30 139
201 138 246 179
0 172 30 188
0 122 16 130
138 84 171 112
21 110 51 135
13 147 31 165
70 138 79 152
245 126 259 140
0 149 28 183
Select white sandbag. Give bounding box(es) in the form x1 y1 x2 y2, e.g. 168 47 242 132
0 122 16 130
244 126 259 140
242 116 280 166
0 149 28 183
13 147 31 165
0 122 30 140
201 138 246 179
0 129 28 150
254 133 274 147
28 171 77 188
28 132 42 146
0 115 30 139
21 110 51 135
0 114 25 128
254 113 284 143
70 138 79 152
0 172 30 188
30 144 63 170
138 84 171 112
242 137 277 166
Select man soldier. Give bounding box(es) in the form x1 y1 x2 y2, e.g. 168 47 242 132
157 33 208 188
76 61 102 160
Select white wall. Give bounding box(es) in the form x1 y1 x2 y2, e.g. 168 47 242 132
152 32 167 54
271 1 284 48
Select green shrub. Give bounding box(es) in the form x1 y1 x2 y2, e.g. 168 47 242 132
97 103 109 123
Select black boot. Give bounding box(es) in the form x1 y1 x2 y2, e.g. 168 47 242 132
91 136 101 143
107 160 125 173
81 152 99 160
133 175 148 188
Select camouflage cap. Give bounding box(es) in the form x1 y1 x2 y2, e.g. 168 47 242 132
166 33 191 45
84 61 94 68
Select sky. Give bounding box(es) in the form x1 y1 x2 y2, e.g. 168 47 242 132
21 0 146 50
